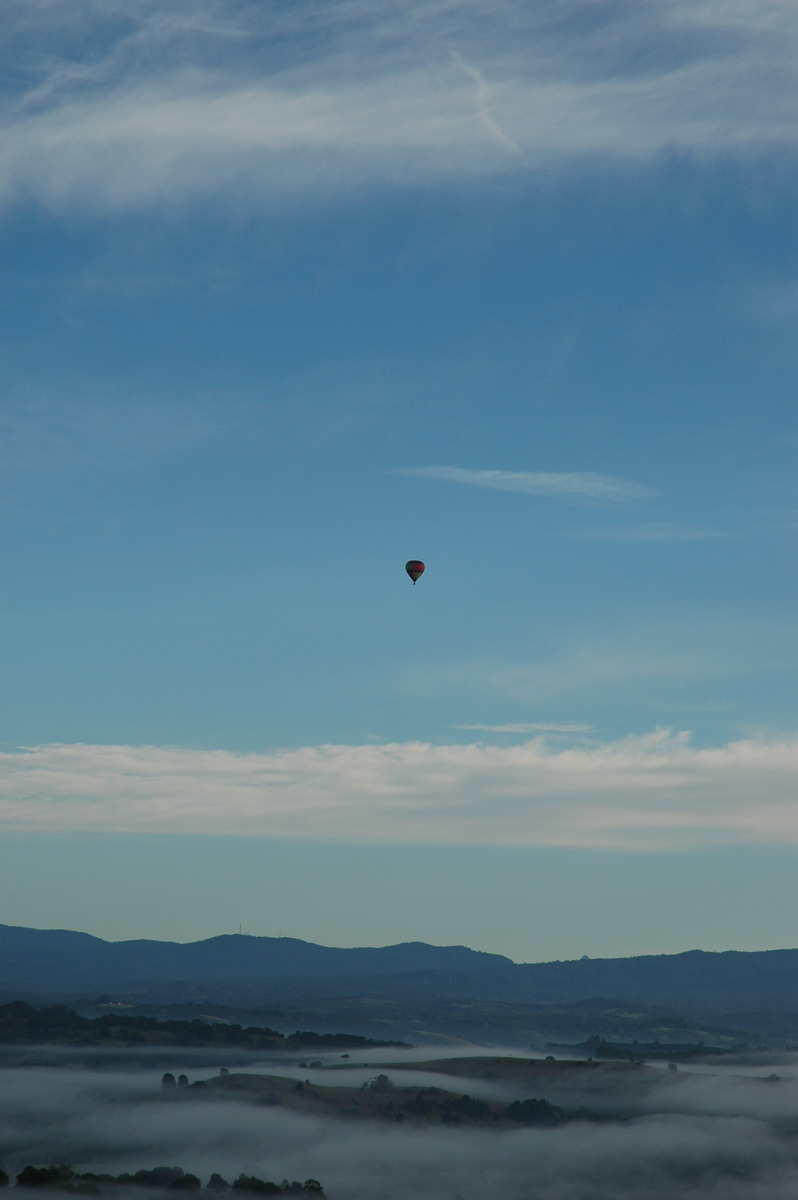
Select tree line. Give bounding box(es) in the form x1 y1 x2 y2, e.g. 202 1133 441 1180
0 1001 405 1051
0 1166 324 1197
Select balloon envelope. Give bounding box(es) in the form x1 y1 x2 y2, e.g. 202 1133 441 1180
405 560 425 584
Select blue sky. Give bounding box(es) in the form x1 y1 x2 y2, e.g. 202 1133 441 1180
0 0 796 962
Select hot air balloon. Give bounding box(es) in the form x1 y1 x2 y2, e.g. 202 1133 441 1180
405 560 425 584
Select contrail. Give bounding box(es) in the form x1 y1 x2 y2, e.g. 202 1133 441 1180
450 49 521 155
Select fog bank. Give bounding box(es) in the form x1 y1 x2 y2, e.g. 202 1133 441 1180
3 1046 798 1199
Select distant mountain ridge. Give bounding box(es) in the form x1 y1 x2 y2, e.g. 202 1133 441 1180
0 923 511 991
2 923 798 1017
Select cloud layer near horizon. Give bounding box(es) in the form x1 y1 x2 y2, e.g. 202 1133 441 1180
2 732 796 850
3 0 798 213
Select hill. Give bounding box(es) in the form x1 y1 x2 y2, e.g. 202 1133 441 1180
4 924 798 1046
0 923 510 992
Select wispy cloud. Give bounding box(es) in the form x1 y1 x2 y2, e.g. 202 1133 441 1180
449 49 520 156
454 722 594 734
2 0 798 212
574 523 732 541
1 731 797 850
397 466 656 504
406 620 798 705
0 393 231 475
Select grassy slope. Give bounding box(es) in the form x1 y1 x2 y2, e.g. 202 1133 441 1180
204 1054 679 1123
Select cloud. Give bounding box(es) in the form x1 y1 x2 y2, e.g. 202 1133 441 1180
573 523 732 541
0 393 230 475
397 466 656 504
410 620 798 706
1 730 797 850
2 0 798 212
449 49 521 155
454 723 594 734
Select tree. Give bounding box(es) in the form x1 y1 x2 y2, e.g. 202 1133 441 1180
162 1073 176 1089
126 1167 185 1187
232 1174 280 1194
363 1074 393 1092
16 1165 74 1189
504 1098 565 1126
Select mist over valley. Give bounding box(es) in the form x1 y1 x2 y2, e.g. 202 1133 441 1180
5 1035 798 1200
5 927 798 1198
